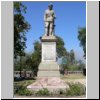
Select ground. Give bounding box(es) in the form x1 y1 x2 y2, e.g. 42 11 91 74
14 95 86 98
61 74 86 86
14 74 86 98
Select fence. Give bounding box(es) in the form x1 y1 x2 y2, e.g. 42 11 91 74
14 71 33 78
14 70 83 78
64 71 83 75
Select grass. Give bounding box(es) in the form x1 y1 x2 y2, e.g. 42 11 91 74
66 82 85 96
16 85 33 96
35 88 50 96
14 79 35 95
14 80 35 87
61 74 86 80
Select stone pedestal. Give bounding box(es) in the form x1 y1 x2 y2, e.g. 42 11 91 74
37 35 60 78
27 35 68 92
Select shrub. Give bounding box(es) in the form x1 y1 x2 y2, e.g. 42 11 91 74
66 82 85 96
35 88 50 96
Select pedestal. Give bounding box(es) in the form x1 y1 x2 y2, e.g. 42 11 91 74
37 35 60 78
27 35 68 92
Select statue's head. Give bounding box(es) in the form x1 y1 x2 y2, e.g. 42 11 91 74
48 3 53 10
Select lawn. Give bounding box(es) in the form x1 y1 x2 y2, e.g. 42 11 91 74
14 79 35 87
61 74 86 80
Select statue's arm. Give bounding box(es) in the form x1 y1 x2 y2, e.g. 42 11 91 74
44 11 47 21
53 10 56 19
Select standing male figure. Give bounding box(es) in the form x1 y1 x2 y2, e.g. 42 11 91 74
44 3 56 36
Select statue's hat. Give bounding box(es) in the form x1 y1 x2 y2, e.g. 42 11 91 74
48 3 53 7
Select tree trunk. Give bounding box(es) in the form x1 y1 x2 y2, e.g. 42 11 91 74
20 56 22 77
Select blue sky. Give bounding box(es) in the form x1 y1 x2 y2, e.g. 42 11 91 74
22 1 86 62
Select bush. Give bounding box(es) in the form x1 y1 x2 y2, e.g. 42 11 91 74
35 88 50 96
66 82 85 96
16 85 33 96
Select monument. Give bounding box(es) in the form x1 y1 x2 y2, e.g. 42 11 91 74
27 4 68 92
37 3 60 77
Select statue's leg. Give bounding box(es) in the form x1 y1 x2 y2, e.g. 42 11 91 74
47 23 50 36
50 22 53 36
45 22 49 36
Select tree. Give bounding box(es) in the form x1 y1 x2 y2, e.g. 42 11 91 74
31 41 41 76
14 2 31 58
14 2 31 77
70 49 75 64
60 49 76 72
24 53 33 70
14 58 20 71
78 27 86 58
78 60 85 70
14 53 33 70
56 35 67 58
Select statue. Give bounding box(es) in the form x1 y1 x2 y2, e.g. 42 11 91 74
44 3 56 36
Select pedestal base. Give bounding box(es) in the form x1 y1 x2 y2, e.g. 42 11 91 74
27 77 69 92
37 61 60 77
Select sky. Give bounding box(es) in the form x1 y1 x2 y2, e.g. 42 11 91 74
22 1 86 62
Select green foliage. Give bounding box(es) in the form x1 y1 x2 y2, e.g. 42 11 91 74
66 49 75 66
14 2 27 13
14 80 34 95
14 41 41 76
14 2 31 58
60 49 86 72
70 50 75 64
35 88 50 96
31 41 41 76
67 65 79 71
78 60 85 70
25 54 33 70
14 53 32 71
66 83 85 96
15 85 33 96
61 49 76 71
78 27 86 58
14 58 20 71
56 35 67 58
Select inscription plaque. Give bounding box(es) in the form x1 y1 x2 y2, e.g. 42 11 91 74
42 42 56 61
